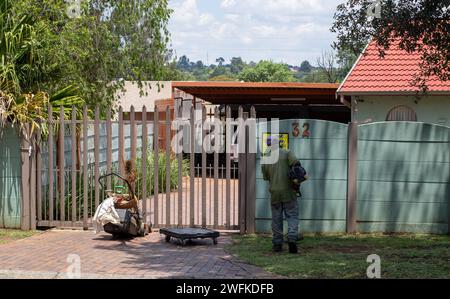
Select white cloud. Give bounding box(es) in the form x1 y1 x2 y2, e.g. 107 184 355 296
220 0 237 8
169 0 341 65
198 13 214 26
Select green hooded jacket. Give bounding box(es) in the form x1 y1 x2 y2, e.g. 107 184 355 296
262 147 298 204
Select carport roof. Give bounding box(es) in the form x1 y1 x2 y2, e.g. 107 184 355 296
172 81 340 105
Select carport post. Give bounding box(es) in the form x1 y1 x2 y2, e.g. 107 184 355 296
346 122 358 233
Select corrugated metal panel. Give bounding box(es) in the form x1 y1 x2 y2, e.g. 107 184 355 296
0 125 22 228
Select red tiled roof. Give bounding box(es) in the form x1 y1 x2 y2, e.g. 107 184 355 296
338 39 450 94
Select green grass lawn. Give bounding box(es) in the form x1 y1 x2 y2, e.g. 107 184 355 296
228 233 450 279
0 229 39 245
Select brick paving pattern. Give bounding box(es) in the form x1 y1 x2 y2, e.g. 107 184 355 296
0 230 277 279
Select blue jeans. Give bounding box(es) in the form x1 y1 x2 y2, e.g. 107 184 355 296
271 200 299 245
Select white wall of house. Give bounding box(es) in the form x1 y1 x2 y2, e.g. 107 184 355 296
354 95 450 126
116 81 172 112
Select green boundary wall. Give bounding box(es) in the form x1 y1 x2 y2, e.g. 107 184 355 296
255 120 450 234
0 125 22 228
357 122 450 234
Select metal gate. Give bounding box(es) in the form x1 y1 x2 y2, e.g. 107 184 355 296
255 119 349 233
33 103 255 231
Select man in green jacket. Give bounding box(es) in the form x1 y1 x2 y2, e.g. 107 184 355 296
262 136 299 253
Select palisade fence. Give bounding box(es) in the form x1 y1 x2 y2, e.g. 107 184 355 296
21 102 254 231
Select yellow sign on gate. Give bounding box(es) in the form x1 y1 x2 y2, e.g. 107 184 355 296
262 133 289 154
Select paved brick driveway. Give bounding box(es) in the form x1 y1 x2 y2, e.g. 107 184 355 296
0 230 276 279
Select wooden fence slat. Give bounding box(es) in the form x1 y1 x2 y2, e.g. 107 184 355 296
83 105 88 229
20 124 31 230
142 106 148 224
201 106 207 228
36 123 42 222
48 106 54 222
165 105 171 226
106 108 112 190
177 100 183 227
130 106 137 192
213 107 219 229
71 107 77 223
153 106 159 227
225 106 231 229
94 106 100 209
189 105 195 227
59 106 65 223
118 106 125 176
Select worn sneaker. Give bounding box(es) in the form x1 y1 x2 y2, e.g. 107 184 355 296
288 242 298 254
272 244 282 252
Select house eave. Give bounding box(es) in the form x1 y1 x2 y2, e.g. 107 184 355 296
336 90 450 97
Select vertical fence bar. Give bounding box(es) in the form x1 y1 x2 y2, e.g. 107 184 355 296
201 106 207 228
83 105 88 229
94 106 100 210
130 106 137 192
189 105 195 227
165 105 171 226
238 107 247 234
347 122 358 233
213 107 219 229
221 166 224 227
245 107 257 234
71 107 77 223
118 106 125 176
153 106 159 227
106 108 112 190
59 107 65 223
20 124 31 230
176 100 183 227
48 106 54 222
141 106 148 223
233 164 237 226
36 123 42 223
30 131 37 230
225 106 231 229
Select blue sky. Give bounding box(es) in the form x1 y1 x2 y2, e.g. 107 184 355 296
168 0 343 66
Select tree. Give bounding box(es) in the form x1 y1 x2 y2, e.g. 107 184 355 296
316 51 338 83
299 60 313 73
230 57 245 74
12 0 175 108
195 60 204 69
238 61 295 82
331 0 449 89
336 48 358 81
1 0 84 135
209 65 227 79
216 57 225 66
177 55 190 71
208 75 236 82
